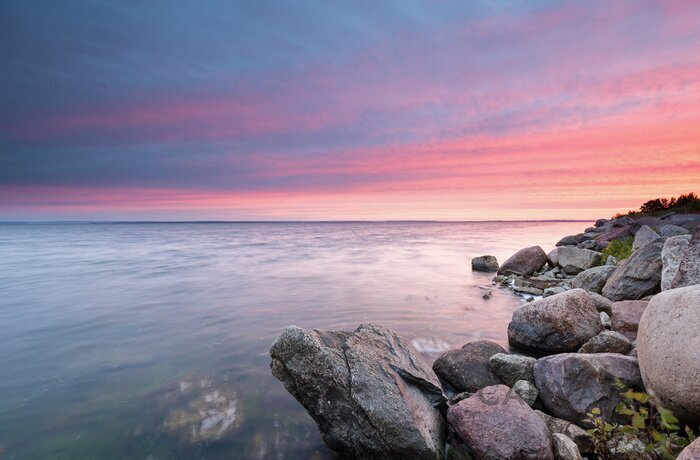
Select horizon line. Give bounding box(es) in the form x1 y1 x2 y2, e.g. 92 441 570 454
0 219 593 224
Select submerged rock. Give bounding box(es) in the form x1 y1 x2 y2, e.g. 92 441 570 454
471 255 499 272
160 377 241 444
432 340 505 393
447 385 553 460
270 324 445 459
534 353 642 426
497 246 548 276
637 285 700 423
507 289 602 354
601 241 663 301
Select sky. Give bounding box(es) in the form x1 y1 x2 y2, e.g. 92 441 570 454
1 0 700 221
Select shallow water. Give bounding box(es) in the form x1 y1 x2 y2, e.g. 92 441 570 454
0 221 585 459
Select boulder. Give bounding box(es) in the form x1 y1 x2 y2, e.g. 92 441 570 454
611 216 634 227
512 379 538 406
534 353 642 426
471 255 499 273
658 224 689 237
497 246 548 276
588 292 613 314
661 235 691 290
577 239 601 251
601 241 663 301
508 289 603 354
543 286 567 297
630 217 665 234
552 433 583 460
447 385 553 460
556 234 585 246
535 410 594 455
570 266 616 293
670 228 700 289
611 300 648 341
547 248 559 268
595 218 610 227
432 340 505 393
678 437 700 460
556 247 602 275
578 331 632 354
637 285 700 423
594 225 632 244
632 225 661 251
599 311 611 329
489 353 536 387
270 324 445 459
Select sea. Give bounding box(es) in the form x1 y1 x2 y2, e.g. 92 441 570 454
0 221 585 459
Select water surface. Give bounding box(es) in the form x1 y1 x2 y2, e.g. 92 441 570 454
0 221 584 459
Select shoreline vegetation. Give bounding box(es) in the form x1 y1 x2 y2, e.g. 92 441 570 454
269 194 700 459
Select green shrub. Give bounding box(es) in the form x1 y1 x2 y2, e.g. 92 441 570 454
586 382 696 459
602 237 634 261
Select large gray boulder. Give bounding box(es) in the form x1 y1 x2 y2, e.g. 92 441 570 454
571 265 616 293
661 235 691 291
534 353 642 426
632 225 661 251
270 324 445 459
547 248 559 268
594 226 632 244
658 224 689 237
556 234 585 246
670 228 700 289
601 241 663 301
637 285 700 423
447 385 553 460
508 289 602 354
432 340 505 393
557 247 602 275
489 353 536 387
611 300 648 341
497 246 548 276
471 255 498 273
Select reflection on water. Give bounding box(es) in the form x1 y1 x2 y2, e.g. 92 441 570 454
0 221 585 458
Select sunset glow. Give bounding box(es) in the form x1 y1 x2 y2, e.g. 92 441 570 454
2 1 700 220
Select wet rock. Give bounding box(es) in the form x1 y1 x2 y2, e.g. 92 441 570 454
678 437 700 460
578 330 632 354
601 241 663 301
512 379 538 406
658 224 690 237
508 289 603 354
270 324 445 459
489 353 536 387
632 225 661 251
570 265 616 293
670 227 700 289
433 340 506 393
552 433 583 460
447 385 553 460
513 285 544 296
588 291 613 314
160 377 241 444
497 246 548 276
637 285 700 423
557 247 602 275
471 255 499 273
534 353 642 426
611 300 648 341
535 410 594 455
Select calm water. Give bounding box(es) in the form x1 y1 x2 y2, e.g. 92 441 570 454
0 221 584 459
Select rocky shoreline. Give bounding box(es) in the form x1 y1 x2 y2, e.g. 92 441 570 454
269 213 700 459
